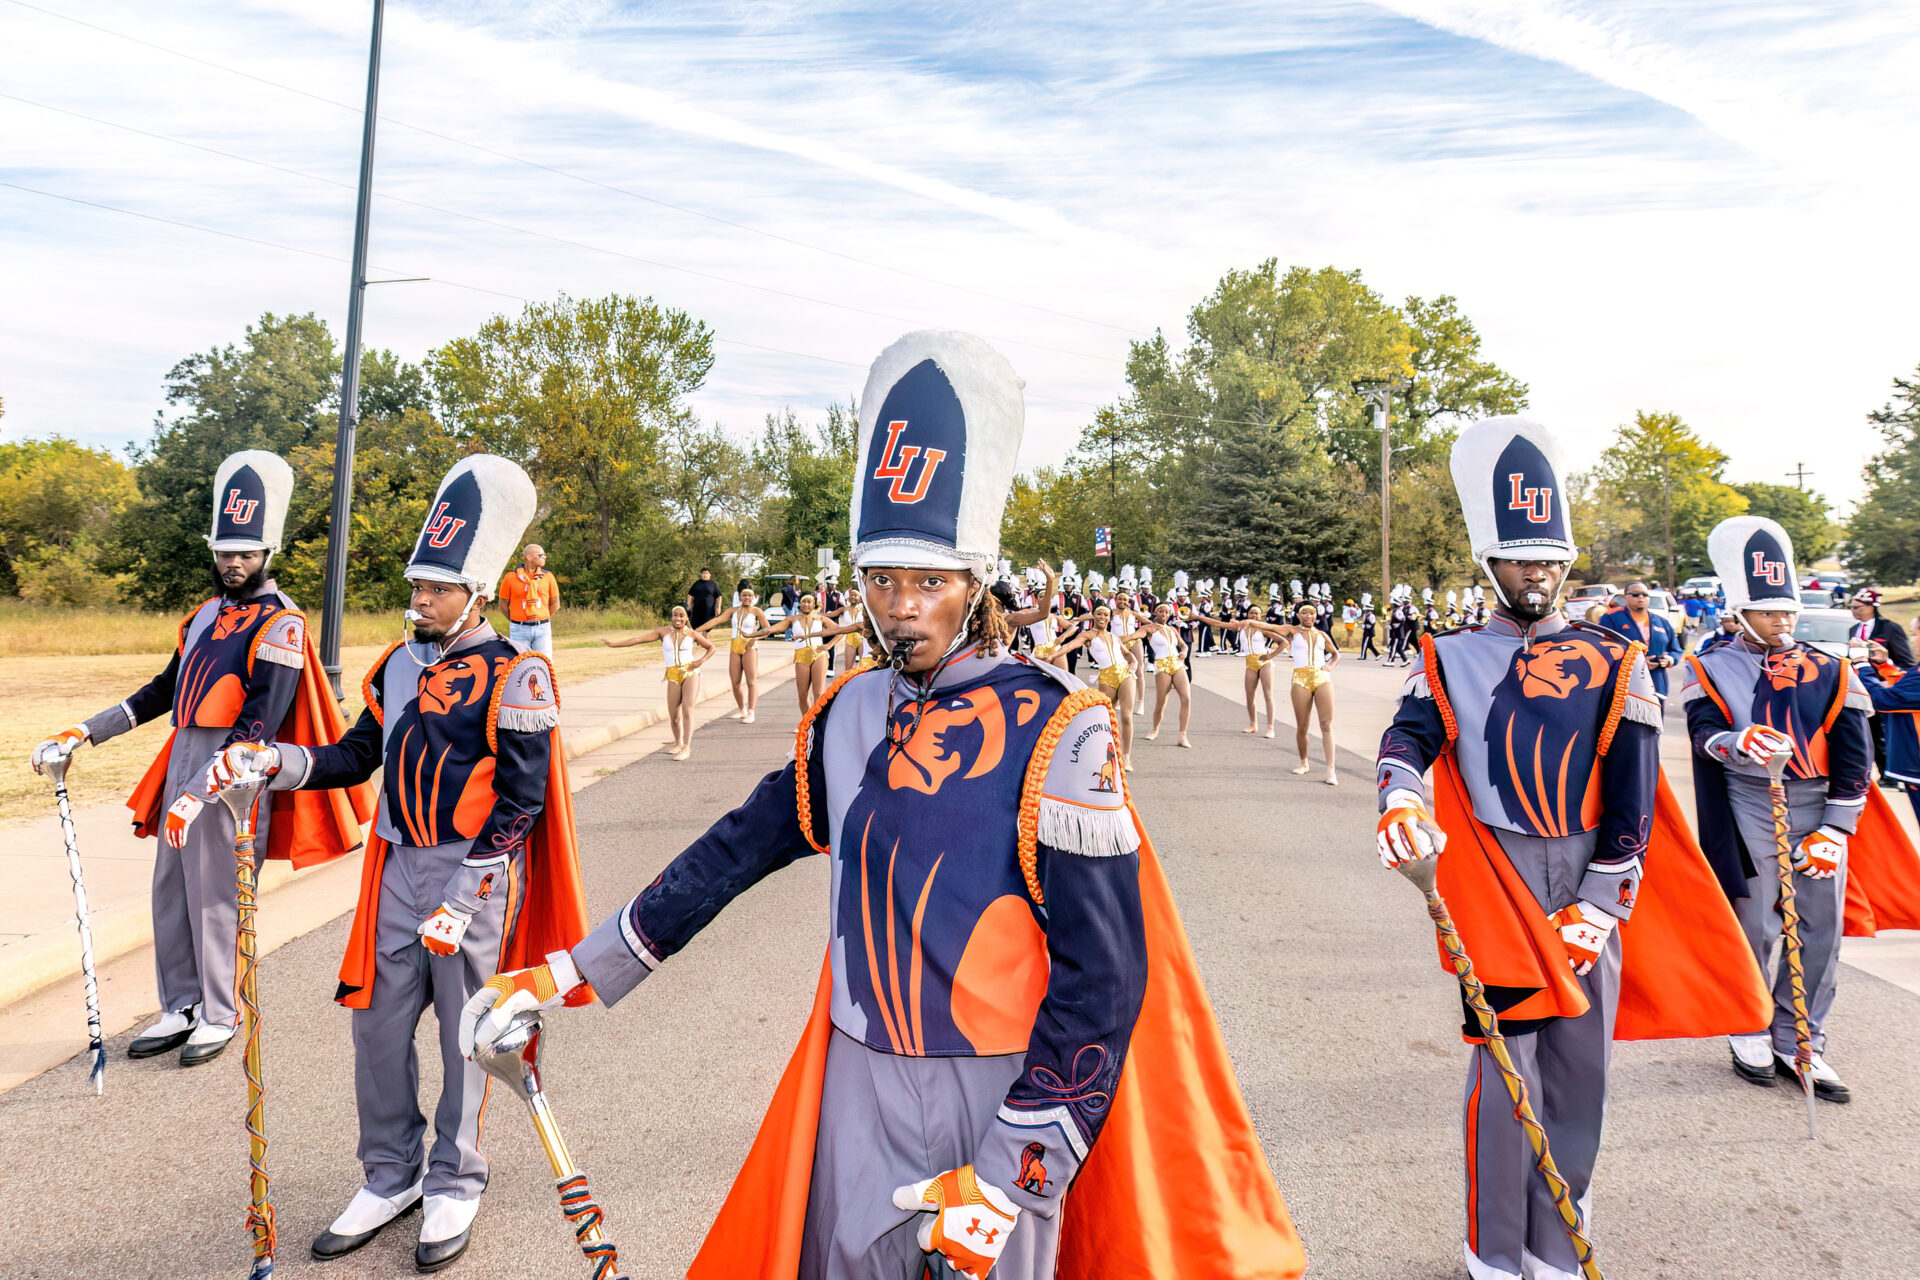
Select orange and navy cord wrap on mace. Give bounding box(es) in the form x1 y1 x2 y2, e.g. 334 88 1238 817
557 1173 626 1280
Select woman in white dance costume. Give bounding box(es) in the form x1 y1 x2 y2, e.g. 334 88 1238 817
768 591 863 714
1055 602 1139 770
695 585 771 723
1195 610 1279 737
1236 601 1341 785
602 604 715 760
1137 602 1192 747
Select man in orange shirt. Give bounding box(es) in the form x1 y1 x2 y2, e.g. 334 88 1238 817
500 543 559 655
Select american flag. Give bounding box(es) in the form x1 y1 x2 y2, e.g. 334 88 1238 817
1094 526 1112 556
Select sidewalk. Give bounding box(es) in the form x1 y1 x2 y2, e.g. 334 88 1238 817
0 655 793 1091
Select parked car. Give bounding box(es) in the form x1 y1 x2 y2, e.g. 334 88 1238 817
1680 575 1723 597
1645 588 1686 633
1563 583 1618 619
1799 590 1834 609
1794 607 1858 661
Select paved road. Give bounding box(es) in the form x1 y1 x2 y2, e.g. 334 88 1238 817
3 675 1918 1278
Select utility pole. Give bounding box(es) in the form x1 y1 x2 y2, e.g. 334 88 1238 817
318 0 387 699
1108 414 1118 578
1656 449 1680 588
1787 462 1812 490
1358 379 1411 615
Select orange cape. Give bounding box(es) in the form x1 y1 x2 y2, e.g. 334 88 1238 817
128 630 375 869
1431 756 1770 1039
334 729 592 1009
1842 787 1920 937
686 807 1306 1280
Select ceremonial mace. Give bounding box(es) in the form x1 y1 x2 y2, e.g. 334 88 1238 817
216 773 276 1279
1396 855 1604 1280
1764 752 1819 1140
43 754 105 1093
473 1008 629 1278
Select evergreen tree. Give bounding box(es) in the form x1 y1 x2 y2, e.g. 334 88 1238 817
1846 365 1920 585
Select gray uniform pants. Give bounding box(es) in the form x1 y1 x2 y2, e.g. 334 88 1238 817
1465 831 1620 1280
151 725 271 1030
799 1030 1063 1280
352 838 523 1202
1725 775 1846 1056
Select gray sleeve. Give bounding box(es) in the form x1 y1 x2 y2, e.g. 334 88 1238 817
267 744 313 791
570 898 660 1006
82 703 137 747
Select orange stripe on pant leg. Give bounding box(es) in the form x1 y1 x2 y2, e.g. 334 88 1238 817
1465 1053 1482 1254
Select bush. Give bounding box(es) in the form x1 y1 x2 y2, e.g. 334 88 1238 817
15 539 128 607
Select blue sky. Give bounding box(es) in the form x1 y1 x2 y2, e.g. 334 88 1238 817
3 0 1916 507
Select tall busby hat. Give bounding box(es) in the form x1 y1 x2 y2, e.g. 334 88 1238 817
208 450 294 554
405 455 537 598
1450 416 1576 566
849 331 1023 577
1710 515 1801 614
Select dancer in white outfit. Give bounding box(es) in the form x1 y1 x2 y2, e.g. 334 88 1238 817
1237 603 1341 786
603 605 715 759
1196 611 1278 736
696 586 771 723
769 592 863 714
1057 604 1138 770
1138 603 1192 748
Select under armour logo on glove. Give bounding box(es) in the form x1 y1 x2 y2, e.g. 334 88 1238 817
417 903 473 957
893 1166 1020 1279
164 793 204 850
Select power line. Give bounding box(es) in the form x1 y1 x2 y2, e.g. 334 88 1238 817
1 0 1149 340
0 89 1125 367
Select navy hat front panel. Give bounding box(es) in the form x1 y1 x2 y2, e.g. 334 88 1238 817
214 464 267 543
1743 527 1792 600
1491 435 1570 547
411 469 483 575
857 359 967 548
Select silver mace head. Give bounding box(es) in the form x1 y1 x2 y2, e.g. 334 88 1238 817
472 1006 548 1104
1396 855 1440 897
44 752 70 788
217 777 270 831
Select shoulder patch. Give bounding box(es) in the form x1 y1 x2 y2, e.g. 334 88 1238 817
491 650 560 746
1031 698 1140 864
251 609 306 670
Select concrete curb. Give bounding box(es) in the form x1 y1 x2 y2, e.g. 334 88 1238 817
0 660 791 1012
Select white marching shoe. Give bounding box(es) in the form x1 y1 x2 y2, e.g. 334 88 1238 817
1728 1033 1774 1086
312 1181 423 1259
418 1194 481 1272
180 1020 237 1067
128 1003 200 1058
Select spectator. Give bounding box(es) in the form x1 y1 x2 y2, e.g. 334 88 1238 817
1850 589 1914 668
1600 580 1680 699
499 543 558 655
1682 591 1705 642
686 568 723 630
1697 612 1742 654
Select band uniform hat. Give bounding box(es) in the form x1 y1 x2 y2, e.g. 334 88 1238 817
207 450 294 553
405 454 538 597
1450 415 1576 564
1710 515 1802 614
849 330 1024 576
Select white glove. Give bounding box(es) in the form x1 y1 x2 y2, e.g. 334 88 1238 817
1724 724 1793 767
892 1167 1021 1278
1377 788 1446 868
417 904 473 957
204 742 282 793
31 723 90 775
164 793 205 850
459 951 584 1061
1793 826 1844 879
1551 901 1617 975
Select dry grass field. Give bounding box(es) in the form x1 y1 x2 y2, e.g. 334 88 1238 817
0 603 677 826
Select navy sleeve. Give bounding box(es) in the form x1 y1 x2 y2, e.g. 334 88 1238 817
977 843 1147 1216
1686 684 1734 757
441 727 553 912
1376 690 1449 805
1823 707 1872 831
1860 665 1920 712
296 708 384 790
627 761 816 961
223 656 301 751
1597 720 1657 869
124 650 181 728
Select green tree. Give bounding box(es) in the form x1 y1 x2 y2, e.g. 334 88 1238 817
1732 482 1836 566
1846 365 1920 585
110 313 342 609
1590 411 1747 584
0 439 139 600
1170 417 1365 589
751 404 857 577
430 293 715 604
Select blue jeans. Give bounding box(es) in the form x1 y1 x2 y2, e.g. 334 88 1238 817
510 620 553 655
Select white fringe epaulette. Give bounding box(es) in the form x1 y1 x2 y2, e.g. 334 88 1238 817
1403 671 1432 700
1622 693 1664 731
496 703 560 734
1678 681 1708 705
1036 797 1140 858
1846 682 1874 714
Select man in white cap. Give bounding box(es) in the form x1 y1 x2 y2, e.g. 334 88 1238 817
1682 516 1873 1102
201 455 592 1271
32 451 367 1067
461 332 1304 1280
1375 417 1668 1280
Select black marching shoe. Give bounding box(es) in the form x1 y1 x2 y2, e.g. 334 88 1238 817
179 1024 236 1067
1776 1052 1852 1104
416 1195 479 1273
1728 1035 1775 1087
128 1006 198 1059
312 1187 423 1260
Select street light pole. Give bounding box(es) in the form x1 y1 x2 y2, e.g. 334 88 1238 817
319 0 386 699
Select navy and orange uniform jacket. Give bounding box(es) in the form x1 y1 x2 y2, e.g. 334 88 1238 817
1681 637 1872 897
1856 659 1920 788
274 624 559 914
85 584 306 752
1378 614 1663 923
571 646 1148 1218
